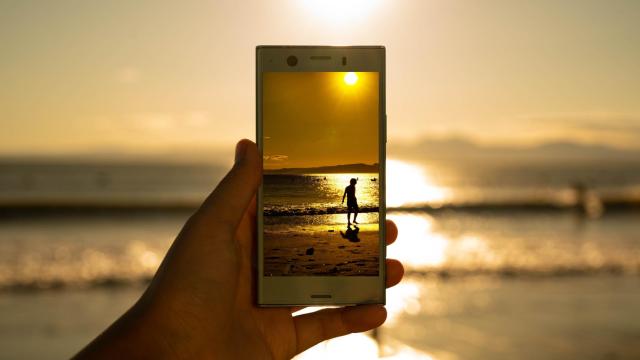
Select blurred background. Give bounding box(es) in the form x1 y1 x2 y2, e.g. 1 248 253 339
1 0 639 359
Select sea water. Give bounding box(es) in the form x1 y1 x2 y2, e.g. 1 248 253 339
0 158 639 359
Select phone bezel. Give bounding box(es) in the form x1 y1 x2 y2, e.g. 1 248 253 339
256 46 386 306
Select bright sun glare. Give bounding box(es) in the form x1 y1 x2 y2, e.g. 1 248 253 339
387 159 449 207
344 72 358 85
301 0 382 25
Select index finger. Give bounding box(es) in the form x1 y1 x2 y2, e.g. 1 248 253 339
195 139 261 230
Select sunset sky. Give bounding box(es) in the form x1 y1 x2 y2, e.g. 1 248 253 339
263 72 378 169
1 0 639 159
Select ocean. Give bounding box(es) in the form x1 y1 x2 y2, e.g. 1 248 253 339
0 158 639 359
263 173 379 216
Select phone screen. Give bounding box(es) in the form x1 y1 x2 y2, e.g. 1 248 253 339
262 71 381 277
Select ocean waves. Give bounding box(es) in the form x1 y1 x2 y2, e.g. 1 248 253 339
263 205 379 216
0 263 637 293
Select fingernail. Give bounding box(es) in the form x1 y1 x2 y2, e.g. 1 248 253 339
235 141 247 163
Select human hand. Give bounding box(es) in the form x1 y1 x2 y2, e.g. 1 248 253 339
74 139 404 359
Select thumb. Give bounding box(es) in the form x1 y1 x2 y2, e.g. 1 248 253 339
195 139 261 231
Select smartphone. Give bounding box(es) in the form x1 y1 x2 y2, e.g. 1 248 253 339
256 46 386 306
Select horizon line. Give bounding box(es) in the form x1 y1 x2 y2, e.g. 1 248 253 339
264 162 380 171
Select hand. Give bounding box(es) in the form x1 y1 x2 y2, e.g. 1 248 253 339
74 139 404 359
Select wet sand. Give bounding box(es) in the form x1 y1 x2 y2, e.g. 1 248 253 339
263 223 380 276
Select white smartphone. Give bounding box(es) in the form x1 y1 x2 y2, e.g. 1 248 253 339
256 46 386 306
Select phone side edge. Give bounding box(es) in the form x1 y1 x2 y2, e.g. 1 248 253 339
380 46 387 305
256 46 266 305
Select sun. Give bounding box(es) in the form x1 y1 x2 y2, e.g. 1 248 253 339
344 72 358 86
301 0 382 25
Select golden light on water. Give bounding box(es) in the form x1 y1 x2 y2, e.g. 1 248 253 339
387 160 449 207
386 214 496 271
128 242 161 271
295 333 378 359
385 280 423 325
295 330 439 359
315 172 379 204
387 214 448 268
344 72 358 86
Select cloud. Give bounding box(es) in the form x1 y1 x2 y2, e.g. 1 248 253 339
512 112 640 148
263 154 288 161
566 120 640 135
520 112 640 133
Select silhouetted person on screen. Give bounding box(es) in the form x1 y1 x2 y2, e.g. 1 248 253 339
342 178 359 225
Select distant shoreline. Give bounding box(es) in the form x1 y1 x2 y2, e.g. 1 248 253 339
264 163 379 175
2 198 640 219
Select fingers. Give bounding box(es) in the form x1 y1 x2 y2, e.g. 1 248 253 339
292 305 386 354
386 259 404 288
195 139 261 230
385 219 398 246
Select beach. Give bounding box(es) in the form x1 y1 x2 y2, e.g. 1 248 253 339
262 173 381 276
264 222 379 276
1 160 639 359
4 0 640 357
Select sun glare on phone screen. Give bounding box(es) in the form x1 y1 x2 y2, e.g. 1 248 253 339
344 72 358 86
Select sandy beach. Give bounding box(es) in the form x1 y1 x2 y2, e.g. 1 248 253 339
264 222 380 276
